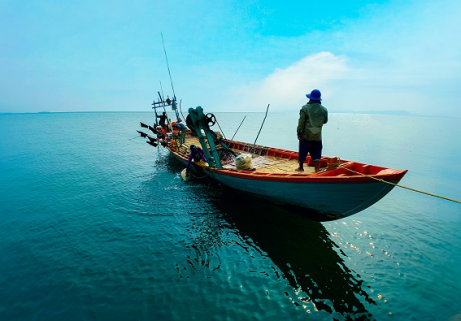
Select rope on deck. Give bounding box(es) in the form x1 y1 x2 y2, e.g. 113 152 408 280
343 167 461 205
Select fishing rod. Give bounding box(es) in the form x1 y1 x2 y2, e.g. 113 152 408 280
161 34 181 121
161 32 176 101
159 81 165 103
179 99 186 120
129 134 141 140
159 80 180 121
231 116 246 140
253 104 270 146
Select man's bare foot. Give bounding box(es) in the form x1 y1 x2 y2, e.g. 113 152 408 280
295 167 304 172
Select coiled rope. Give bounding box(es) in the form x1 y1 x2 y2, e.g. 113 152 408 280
343 167 461 204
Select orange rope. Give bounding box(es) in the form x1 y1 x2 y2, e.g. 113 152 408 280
343 167 461 204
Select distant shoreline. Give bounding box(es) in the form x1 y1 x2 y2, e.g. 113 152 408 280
0 110 452 118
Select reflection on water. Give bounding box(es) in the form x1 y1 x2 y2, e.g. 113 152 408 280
164 155 376 320
215 195 376 320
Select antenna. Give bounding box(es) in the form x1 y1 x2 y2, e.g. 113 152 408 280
161 33 176 100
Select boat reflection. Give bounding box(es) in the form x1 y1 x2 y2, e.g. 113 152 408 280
164 156 376 319
213 193 376 319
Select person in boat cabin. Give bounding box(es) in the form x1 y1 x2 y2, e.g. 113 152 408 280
296 89 328 172
172 119 187 144
186 145 207 177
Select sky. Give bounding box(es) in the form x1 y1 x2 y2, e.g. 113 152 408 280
1 0 460 116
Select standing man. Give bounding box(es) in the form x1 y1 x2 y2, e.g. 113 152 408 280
172 119 187 145
296 89 328 172
157 112 168 129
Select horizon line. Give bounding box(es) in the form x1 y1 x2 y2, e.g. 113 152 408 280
0 110 452 118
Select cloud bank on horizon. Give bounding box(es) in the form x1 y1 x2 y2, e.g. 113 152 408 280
0 0 460 117
226 52 348 111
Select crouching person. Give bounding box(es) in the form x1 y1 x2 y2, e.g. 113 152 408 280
186 145 207 177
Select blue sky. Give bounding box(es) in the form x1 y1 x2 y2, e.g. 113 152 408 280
1 0 460 116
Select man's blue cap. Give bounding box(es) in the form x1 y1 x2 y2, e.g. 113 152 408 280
306 89 321 101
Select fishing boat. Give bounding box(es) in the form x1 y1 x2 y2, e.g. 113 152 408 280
138 105 407 220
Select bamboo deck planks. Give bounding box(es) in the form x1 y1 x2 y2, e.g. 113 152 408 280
181 136 316 174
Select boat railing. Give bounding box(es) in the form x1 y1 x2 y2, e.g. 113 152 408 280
314 161 399 178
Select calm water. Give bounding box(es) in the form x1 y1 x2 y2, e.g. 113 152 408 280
0 111 460 320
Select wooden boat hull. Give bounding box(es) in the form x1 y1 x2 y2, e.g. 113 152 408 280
169 149 405 219
208 171 398 218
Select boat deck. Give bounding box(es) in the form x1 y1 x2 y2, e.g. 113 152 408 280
180 135 317 174
167 131 406 182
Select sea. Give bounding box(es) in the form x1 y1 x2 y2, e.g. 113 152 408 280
0 111 460 321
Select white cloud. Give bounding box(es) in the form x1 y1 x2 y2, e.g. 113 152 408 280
213 0 461 116
223 52 348 111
